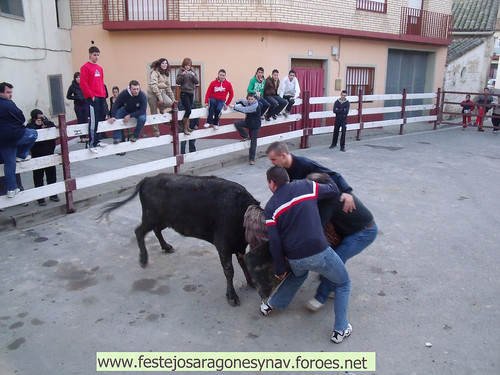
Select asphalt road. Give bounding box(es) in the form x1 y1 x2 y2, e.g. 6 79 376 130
1 126 499 374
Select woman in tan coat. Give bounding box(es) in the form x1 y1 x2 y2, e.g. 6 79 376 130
147 58 175 137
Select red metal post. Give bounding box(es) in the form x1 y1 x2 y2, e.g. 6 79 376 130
356 89 363 141
171 102 183 173
300 90 310 149
57 114 75 214
400 88 407 135
435 87 441 130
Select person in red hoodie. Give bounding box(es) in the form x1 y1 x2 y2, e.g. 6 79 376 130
204 69 233 130
80 46 108 153
460 94 475 129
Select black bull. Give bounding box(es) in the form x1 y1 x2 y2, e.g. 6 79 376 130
99 173 261 306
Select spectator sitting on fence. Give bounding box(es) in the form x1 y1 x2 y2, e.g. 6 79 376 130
230 92 261 165
329 90 350 152
279 69 301 117
460 94 475 129
0 81 38 199
178 100 198 154
148 58 176 137
176 57 199 136
108 80 147 143
26 109 60 206
247 67 270 120
264 69 287 121
204 69 234 130
474 88 495 132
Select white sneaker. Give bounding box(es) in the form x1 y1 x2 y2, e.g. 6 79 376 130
204 123 211 128
89 147 99 154
213 124 219 130
306 298 324 312
97 141 108 147
16 155 32 162
6 188 21 198
260 301 273 316
331 323 352 344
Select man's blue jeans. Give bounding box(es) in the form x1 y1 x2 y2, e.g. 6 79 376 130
315 224 378 304
14 128 38 159
268 247 351 332
207 98 225 126
112 107 146 140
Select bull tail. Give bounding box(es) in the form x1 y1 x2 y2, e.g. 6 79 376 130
98 181 143 220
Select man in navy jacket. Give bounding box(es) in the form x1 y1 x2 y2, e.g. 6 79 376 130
230 93 261 165
108 80 147 143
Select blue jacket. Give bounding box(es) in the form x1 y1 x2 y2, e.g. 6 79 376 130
333 98 350 124
233 99 261 129
111 88 147 119
264 179 340 275
0 97 26 144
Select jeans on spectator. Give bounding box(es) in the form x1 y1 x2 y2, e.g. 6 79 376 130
112 107 147 140
283 95 295 113
257 97 270 116
264 95 287 117
234 120 260 162
87 97 106 147
207 98 225 126
0 146 18 191
332 120 347 148
268 247 351 332
14 128 38 159
180 92 194 120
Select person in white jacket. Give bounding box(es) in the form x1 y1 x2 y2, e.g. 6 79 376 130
279 70 301 117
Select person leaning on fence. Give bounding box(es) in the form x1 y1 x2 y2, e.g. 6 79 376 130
460 94 475 130
178 100 198 154
474 88 495 132
108 80 147 143
26 109 60 206
329 90 350 151
204 69 234 130
66 72 89 143
0 82 38 198
230 92 262 165
176 57 199 136
79 45 108 153
260 165 353 344
279 69 301 117
148 58 176 137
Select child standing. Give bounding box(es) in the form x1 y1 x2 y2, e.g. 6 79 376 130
460 94 475 129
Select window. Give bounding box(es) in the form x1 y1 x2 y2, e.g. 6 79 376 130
170 65 202 106
356 0 387 13
55 0 72 29
346 67 375 97
48 75 65 115
0 0 24 18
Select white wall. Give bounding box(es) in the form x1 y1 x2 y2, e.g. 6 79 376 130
0 1 73 122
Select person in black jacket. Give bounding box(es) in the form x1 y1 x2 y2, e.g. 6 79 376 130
66 72 89 142
329 90 350 151
27 109 59 206
230 93 261 165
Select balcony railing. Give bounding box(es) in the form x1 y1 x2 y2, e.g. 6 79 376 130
103 0 179 22
400 7 452 41
356 0 387 14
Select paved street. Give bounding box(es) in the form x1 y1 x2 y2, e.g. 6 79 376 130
1 125 499 374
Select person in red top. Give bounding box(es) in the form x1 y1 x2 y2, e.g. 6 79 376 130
204 69 233 130
460 94 475 129
80 46 108 153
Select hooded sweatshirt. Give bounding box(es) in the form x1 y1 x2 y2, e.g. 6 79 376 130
204 77 234 105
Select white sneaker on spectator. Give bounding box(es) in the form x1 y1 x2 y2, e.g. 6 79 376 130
89 147 99 154
204 123 211 128
331 323 352 344
97 141 108 147
306 298 324 312
6 188 21 198
213 124 220 130
16 155 32 162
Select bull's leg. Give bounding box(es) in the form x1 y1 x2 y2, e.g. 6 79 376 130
135 223 152 267
153 226 175 253
218 251 240 307
236 252 255 288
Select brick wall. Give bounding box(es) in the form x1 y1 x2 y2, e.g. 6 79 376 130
71 0 104 25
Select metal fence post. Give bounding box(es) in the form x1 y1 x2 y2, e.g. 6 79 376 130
435 87 441 129
356 89 363 141
171 102 182 174
400 88 407 135
300 90 310 149
57 114 75 214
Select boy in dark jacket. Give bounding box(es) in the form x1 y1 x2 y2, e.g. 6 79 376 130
330 90 350 151
460 94 475 129
231 93 262 165
66 72 89 142
27 109 59 205
263 69 287 121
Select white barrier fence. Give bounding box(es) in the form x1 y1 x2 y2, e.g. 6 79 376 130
0 91 437 210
